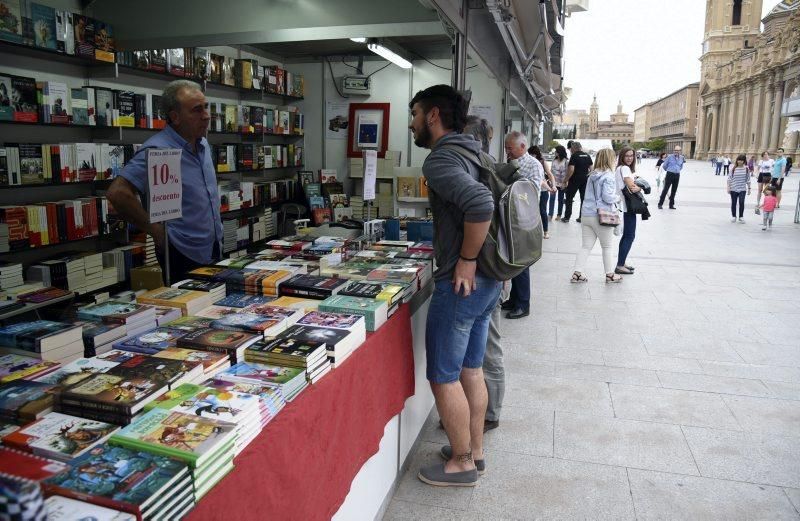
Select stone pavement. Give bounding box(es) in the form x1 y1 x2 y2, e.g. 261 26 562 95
384 158 800 520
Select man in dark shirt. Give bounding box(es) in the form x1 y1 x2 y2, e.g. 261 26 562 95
561 142 593 223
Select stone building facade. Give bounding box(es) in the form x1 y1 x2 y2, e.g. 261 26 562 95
633 103 652 143
649 83 700 156
577 96 635 143
696 0 800 161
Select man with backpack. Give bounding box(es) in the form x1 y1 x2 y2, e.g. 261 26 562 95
409 85 501 487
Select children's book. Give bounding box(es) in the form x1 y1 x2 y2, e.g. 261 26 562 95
3 412 117 461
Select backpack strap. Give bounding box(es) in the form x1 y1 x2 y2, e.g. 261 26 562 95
439 143 486 169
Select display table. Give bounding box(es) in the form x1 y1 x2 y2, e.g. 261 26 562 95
187 303 417 521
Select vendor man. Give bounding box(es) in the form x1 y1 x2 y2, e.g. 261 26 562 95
107 80 222 282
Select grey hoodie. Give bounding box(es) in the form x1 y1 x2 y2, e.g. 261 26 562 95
423 132 494 281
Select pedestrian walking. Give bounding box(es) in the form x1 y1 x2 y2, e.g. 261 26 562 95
727 154 751 223
615 147 642 275
747 154 756 177
529 145 557 239
570 148 623 284
561 141 593 223
715 154 724 175
758 187 777 230
722 155 731 175
755 151 773 214
785 155 793 177
549 145 569 221
657 145 685 209
771 148 787 208
655 152 666 190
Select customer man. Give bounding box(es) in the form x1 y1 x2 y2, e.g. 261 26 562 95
501 131 542 320
463 115 506 431
107 80 223 282
771 148 787 208
408 85 500 487
561 141 593 223
658 145 686 209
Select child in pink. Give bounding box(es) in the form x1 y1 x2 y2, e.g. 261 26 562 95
759 187 777 230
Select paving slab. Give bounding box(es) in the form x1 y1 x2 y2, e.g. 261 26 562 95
656 370 772 397
628 468 799 521
504 375 614 416
554 362 660 386
722 395 800 437
482 406 553 457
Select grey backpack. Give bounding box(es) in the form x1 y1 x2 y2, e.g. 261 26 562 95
442 145 543 281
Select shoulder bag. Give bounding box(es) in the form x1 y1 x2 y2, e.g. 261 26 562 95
591 174 620 226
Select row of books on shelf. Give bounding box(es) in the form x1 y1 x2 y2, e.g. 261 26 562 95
0 2 305 97
0 142 136 185
0 196 109 250
213 143 303 172
218 179 298 212
208 103 304 135
222 209 276 254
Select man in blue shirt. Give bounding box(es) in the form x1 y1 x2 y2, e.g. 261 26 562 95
107 80 222 282
657 145 686 209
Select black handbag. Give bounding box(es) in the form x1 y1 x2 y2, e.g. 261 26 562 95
623 187 648 214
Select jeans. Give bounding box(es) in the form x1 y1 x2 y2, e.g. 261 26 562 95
715 163 722 175
658 172 680 207
730 190 746 218
508 267 530 312
425 274 501 384
617 212 637 267
483 300 504 422
539 190 549 232
723 165 729 175
564 177 587 220
574 216 616 275
762 211 774 226
548 188 565 218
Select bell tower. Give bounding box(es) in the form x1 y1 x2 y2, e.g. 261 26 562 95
589 94 598 134
700 0 763 85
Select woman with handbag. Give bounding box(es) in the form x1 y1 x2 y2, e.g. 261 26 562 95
570 148 623 284
615 147 642 275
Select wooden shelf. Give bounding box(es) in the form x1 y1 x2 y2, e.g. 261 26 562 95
0 179 112 191
0 228 125 255
397 196 429 203
216 165 304 175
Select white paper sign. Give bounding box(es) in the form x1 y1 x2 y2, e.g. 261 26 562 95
363 150 378 201
147 148 183 223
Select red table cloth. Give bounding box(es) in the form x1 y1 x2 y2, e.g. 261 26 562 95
187 304 416 521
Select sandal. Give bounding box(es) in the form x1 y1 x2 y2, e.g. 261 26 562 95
570 272 588 283
605 274 623 283
624 265 635 271
543 231 550 239
614 266 633 275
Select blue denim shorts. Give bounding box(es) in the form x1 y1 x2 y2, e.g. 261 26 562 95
425 274 501 384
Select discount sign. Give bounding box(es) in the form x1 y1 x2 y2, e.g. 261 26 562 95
147 149 182 223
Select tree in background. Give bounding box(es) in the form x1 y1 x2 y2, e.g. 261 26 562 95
646 138 666 152
552 129 560 140
547 140 560 152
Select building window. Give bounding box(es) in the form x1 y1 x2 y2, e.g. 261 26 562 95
732 0 742 25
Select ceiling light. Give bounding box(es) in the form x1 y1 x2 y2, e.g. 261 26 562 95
350 37 367 43
367 42 412 69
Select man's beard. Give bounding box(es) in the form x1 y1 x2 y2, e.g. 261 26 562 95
413 124 432 149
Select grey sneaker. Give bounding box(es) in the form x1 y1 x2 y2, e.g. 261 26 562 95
440 446 486 475
418 462 478 487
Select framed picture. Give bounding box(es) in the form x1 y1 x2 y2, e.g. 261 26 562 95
347 103 390 158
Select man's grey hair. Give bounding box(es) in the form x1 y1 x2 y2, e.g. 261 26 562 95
504 130 527 148
161 79 203 122
463 115 491 154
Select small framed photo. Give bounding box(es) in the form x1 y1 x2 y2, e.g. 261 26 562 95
347 103 390 158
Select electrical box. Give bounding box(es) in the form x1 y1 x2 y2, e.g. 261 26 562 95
342 75 371 96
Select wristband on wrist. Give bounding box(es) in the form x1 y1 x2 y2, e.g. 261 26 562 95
459 255 478 262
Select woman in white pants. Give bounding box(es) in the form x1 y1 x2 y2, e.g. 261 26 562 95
570 148 623 283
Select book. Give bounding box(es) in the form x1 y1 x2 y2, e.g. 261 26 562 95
32 354 120 389
58 372 168 416
152 347 229 375
110 408 236 468
11 76 38 122
31 3 57 49
246 337 326 369
111 328 187 355
0 320 82 353
78 301 155 325
0 380 56 422
146 383 260 425
0 447 67 481
176 328 261 364
0 353 60 383
0 1 23 44
45 496 136 521
93 20 114 62
2 412 118 461
278 274 349 300
0 473 48 521
42 443 189 518
73 15 94 58
213 293 274 308
396 176 417 197
296 310 365 331
209 313 283 337
106 354 197 389
215 361 305 388
319 294 389 332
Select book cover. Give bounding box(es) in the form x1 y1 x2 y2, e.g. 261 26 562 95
42 443 188 514
32 355 119 388
163 316 213 330
0 74 12 121
0 354 59 383
143 383 202 412
4 412 117 460
148 49 167 72
112 329 185 355
217 361 304 386
149 384 258 424
106 354 189 386
0 0 23 44
210 313 280 334
0 380 56 419
0 320 79 352
177 328 259 351
116 91 134 127
213 293 274 308
78 301 153 324
111 408 236 465
72 15 94 58
70 87 89 125
93 20 114 62
31 3 56 49
0 447 67 481
94 88 113 126
396 176 417 197
153 347 227 371
278 325 349 350
59 373 164 412
247 337 325 362
138 287 204 306
45 496 136 521
296 310 363 330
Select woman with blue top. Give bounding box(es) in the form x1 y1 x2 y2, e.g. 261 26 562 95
727 154 751 223
570 148 622 284
615 147 642 275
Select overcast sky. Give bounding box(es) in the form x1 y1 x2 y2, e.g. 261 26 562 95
562 0 775 117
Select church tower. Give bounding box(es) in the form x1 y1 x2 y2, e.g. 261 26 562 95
589 94 598 134
700 0 763 86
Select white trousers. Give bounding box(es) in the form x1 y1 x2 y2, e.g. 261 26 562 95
573 216 616 275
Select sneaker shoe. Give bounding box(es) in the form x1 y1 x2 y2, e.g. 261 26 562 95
738 218 745 224
483 419 499 432
669 206 677 210
561 218 570 223
762 226 767 230
440 446 486 475
658 205 663 209
418 463 478 487
576 218 582 223
505 308 530 319
755 208 761 215
731 217 737 223
500 300 515 311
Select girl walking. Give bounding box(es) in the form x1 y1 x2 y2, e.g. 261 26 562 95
549 145 569 221
758 187 777 230
727 154 750 223
655 152 667 191
615 147 642 275
571 148 622 284
529 145 557 239
755 151 773 214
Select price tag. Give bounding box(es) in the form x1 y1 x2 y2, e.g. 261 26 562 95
147 149 183 223
363 150 377 201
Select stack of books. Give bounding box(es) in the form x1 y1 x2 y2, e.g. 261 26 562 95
339 279 409 307
171 279 227 303
212 292 275 308
205 380 285 428
246 337 330 384
45 496 136 521
279 311 366 367
111 327 190 356
270 295 321 312
154 305 182 326
43 443 193 519
152 347 230 380
31 351 129 390
77 301 158 339
16 286 72 304
0 380 58 423
0 353 60 383
0 261 24 290
136 287 213 316
278 274 349 300
319 294 389 332
110 408 237 500
0 321 84 365
74 321 126 357
176 327 261 364
210 304 303 337
107 354 201 390
216 361 307 402
1 412 118 462
145 383 262 455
